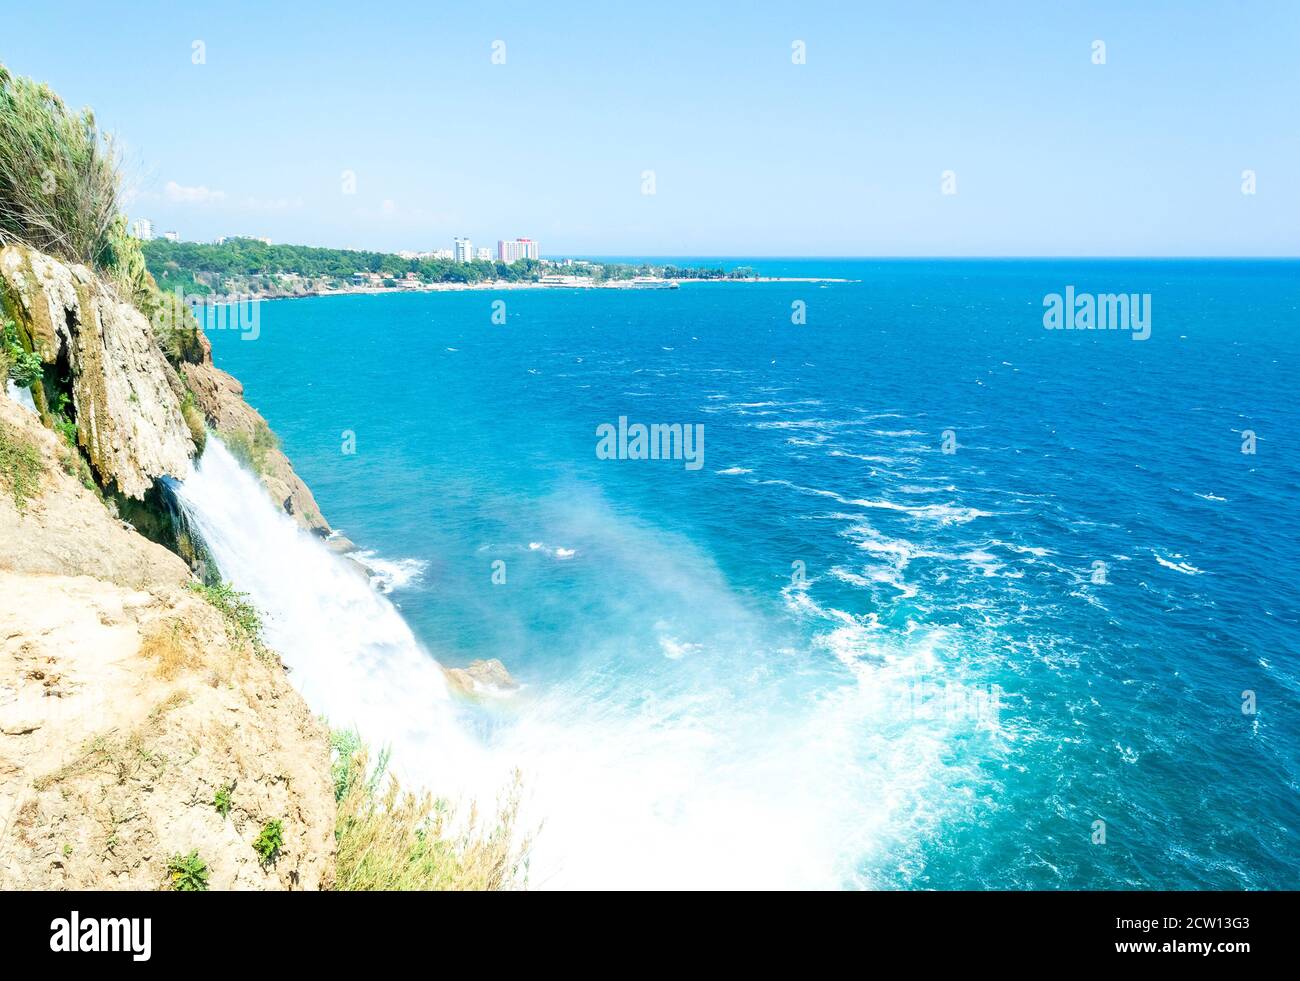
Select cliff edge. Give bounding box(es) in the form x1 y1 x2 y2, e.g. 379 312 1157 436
0 389 335 890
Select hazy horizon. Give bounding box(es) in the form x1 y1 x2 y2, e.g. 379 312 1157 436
4 0 1298 257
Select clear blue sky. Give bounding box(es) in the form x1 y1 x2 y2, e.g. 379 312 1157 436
4 0 1297 256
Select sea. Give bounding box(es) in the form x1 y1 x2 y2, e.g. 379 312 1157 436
194 257 1300 889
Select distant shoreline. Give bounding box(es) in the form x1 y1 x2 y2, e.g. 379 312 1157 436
194 275 854 304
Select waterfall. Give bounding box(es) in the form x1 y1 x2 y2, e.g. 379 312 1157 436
5 380 37 415
167 436 478 788
167 437 896 889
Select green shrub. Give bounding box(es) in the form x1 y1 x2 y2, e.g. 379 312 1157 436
0 418 43 511
166 850 210 891
0 63 121 270
0 64 186 341
3 317 41 388
214 783 233 819
141 284 207 365
220 420 279 477
186 580 272 661
253 819 283 866
180 390 207 453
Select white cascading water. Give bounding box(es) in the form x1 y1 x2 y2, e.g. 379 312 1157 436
171 437 969 889
5 381 37 415
167 436 481 790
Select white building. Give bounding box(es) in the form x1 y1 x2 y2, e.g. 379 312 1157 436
162 230 180 242
497 238 539 262
475 247 492 261
131 218 154 241
453 237 473 263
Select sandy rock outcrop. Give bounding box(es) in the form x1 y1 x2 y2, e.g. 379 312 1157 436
0 573 335 890
0 397 187 588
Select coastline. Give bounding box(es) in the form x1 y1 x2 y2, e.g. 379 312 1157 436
193 275 854 305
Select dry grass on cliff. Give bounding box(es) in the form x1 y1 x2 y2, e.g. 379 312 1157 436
137 618 200 680
0 63 121 270
332 733 532 891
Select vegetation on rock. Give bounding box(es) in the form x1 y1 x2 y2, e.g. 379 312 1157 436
180 390 207 453
221 419 279 478
253 819 284 867
0 417 43 510
331 729 531 891
187 580 272 662
3 316 41 387
0 64 120 271
166 851 211 892
214 783 234 819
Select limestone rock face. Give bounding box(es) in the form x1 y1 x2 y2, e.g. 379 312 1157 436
0 396 188 589
0 245 196 498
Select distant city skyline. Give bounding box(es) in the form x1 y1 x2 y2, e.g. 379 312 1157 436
131 224 544 263
4 1 1298 256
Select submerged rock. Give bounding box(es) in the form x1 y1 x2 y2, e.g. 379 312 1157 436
445 658 519 699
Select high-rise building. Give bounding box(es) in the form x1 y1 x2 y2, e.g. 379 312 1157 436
475 247 492 261
131 218 154 241
497 238 540 262
453 237 473 263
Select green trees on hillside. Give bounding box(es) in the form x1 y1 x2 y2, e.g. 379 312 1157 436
143 238 545 293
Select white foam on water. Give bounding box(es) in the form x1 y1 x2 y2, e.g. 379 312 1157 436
1153 552 1205 576
350 550 429 593
171 441 985 890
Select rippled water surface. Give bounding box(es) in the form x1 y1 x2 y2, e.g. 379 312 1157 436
208 259 1300 888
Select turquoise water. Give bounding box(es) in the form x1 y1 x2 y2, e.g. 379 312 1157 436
208 259 1299 889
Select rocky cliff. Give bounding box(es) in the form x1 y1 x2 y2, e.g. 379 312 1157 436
0 242 328 535
0 245 194 499
0 245 338 889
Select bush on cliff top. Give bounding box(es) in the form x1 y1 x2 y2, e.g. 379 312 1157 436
0 63 207 363
0 63 120 270
331 730 531 891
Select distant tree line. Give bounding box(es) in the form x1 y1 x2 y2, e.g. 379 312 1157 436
141 238 759 296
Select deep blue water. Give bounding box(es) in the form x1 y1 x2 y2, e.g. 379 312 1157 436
209 259 1299 888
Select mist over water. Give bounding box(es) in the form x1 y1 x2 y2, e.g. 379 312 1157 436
194 260 1300 889
172 440 975 888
